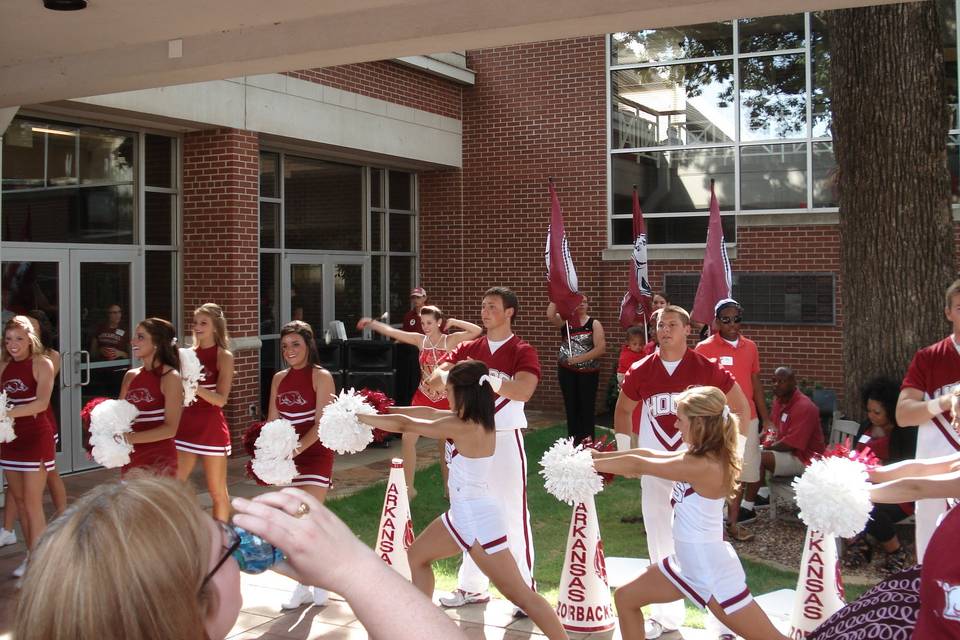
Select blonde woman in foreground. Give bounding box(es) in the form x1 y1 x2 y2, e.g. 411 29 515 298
593 386 789 640
15 476 466 640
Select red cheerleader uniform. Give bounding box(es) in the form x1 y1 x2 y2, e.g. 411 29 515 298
276 365 334 488
176 345 232 456
0 358 55 472
122 367 177 477
411 334 450 410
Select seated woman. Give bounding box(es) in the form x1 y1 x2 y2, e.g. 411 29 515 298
842 377 918 573
16 476 466 640
358 360 568 640
592 386 789 640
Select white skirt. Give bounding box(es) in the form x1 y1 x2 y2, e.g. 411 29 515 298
441 496 509 555
659 541 753 616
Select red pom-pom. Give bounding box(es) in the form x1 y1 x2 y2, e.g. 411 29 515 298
821 437 881 470
357 388 395 444
242 421 266 458
80 397 110 454
580 436 617 486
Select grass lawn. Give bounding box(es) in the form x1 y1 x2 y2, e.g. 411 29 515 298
326 425 866 627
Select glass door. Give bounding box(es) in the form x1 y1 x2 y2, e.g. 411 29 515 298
285 255 369 340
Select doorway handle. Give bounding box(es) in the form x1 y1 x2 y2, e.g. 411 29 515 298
79 350 91 386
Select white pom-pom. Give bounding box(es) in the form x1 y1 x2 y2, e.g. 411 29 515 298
251 419 299 485
793 456 873 538
0 392 15 444
539 437 604 505
89 399 138 468
318 388 377 454
179 348 203 406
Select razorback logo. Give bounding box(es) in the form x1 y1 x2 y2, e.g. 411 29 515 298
2 379 28 394
278 391 308 407
939 581 960 622
594 539 608 584
404 518 415 548
125 388 156 405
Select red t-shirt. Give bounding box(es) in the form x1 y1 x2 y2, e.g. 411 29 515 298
621 349 736 451
617 345 646 374
770 389 825 465
916 504 960 638
901 336 960 457
444 334 540 430
695 334 761 420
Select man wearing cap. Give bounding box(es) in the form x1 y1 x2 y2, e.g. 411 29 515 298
402 288 428 334
695 299 772 540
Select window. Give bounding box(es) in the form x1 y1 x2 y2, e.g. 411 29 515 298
664 272 835 325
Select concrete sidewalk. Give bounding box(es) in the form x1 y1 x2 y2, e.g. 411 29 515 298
0 412 713 639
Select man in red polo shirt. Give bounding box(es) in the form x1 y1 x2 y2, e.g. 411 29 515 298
695 298 772 536
401 287 428 334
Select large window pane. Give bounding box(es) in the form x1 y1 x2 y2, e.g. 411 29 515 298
739 54 807 140
145 191 174 245
2 185 134 243
611 63 735 149
812 141 838 208
144 251 175 325
613 215 735 245
389 213 414 252
145 134 174 188
610 24 733 65
260 201 279 248
290 264 324 330
389 256 413 322
284 156 362 251
79 127 134 185
333 263 364 338
259 254 280 335
370 168 384 209
948 135 960 205
259 152 279 199
388 171 412 211
260 338 280 414
371 255 384 316
811 13 831 138
1 120 45 189
47 126 78 186
737 14 805 53
611 148 735 215
370 211 384 252
740 143 807 210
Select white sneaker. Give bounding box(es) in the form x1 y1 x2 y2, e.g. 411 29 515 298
312 587 328 606
645 619 675 639
0 528 16 547
12 559 27 579
281 584 313 610
438 589 491 607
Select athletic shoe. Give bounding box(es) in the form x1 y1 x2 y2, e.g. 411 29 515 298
512 606 528 618
438 589 491 607
12 559 26 578
281 584 314 610
754 494 770 509
644 619 675 639
0 528 16 547
312 587 329 606
737 506 757 524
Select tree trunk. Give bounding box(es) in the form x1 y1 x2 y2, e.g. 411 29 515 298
829 2 955 417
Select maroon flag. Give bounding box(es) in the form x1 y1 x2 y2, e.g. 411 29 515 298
545 180 583 322
619 186 653 329
691 180 732 325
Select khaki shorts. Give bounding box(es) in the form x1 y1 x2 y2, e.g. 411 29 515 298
771 450 805 477
740 418 761 483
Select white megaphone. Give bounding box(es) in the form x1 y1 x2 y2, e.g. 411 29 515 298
788 528 845 637
374 458 414 579
555 496 616 633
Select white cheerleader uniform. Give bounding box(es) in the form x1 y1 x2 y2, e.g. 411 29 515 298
658 481 754 616
440 444 510 555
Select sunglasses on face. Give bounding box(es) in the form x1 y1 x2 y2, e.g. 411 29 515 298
200 521 241 592
718 316 743 324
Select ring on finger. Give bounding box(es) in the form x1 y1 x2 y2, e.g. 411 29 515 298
295 502 310 518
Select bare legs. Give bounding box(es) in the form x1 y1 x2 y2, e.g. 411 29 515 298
176 451 231 522
5 468 48 551
407 518 568 640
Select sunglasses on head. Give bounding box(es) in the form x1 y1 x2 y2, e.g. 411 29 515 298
718 316 742 324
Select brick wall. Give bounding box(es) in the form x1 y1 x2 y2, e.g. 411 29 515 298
181 128 261 446
286 60 462 120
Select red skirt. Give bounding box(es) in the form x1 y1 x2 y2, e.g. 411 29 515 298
412 388 450 410
176 405 232 456
291 441 334 488
122 439 178 478
0 415 55 472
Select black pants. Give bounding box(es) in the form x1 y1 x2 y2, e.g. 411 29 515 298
865 502 913 543
558 366 599 445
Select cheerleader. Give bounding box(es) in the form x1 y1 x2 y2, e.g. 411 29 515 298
118 318 183 477
593 386 788 640
358 360 568 640
357 307 481 498
0 316 55 558
267 320 336 609
175 304 234 522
